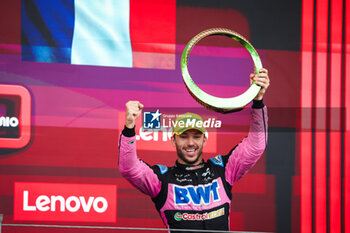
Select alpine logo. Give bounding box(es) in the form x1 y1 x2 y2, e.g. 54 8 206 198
14 182 117 223
209 155 224 167
174 180 220 205
174 208 225 221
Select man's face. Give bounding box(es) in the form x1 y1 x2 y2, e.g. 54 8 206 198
171 129 207 166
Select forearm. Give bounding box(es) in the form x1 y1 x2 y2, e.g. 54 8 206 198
118 126 161 197
225 101 268 184
246 100 268 152
118 126 139 172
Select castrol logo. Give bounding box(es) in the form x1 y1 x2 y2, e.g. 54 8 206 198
14 182 117 223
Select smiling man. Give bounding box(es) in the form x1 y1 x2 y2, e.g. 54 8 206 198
171 112 207 166
119 69 269 232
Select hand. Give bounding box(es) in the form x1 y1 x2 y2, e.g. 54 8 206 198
250 68 270 101
125 100 144 129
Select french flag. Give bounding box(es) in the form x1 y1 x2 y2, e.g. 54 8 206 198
21 0 175 69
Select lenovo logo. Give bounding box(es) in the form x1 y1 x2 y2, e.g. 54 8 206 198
22 191 108 213
14 183 117 222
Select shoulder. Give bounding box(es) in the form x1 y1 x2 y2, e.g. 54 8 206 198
208 155 225 167
208 145 239 168
151 164 170 177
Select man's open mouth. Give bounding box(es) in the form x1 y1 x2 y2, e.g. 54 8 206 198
185 148 197 156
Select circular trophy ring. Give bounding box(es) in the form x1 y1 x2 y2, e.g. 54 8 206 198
181 28 262 113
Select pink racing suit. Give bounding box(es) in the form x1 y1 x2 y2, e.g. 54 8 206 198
119 103 268 232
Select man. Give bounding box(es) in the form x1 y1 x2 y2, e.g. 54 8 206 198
119 68 269 232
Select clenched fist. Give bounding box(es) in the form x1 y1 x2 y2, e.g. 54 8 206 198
125 100 144 128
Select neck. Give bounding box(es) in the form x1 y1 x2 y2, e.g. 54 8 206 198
176 157 203 166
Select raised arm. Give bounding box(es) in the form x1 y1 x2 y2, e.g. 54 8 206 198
118 101 161 198
225 68 270 185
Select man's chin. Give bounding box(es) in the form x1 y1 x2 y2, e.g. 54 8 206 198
176 148 202 165
183 152 198 160
181 154 201 165
184 157 198 164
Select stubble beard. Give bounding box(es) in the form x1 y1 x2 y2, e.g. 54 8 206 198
176 145 203 165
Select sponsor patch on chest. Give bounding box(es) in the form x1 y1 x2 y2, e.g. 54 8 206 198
174 207 225 221
173 179 221 205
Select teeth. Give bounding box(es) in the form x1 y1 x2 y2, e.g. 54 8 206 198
186 149 195 152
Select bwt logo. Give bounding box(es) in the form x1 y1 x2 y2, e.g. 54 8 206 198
174 180 220 205
14 182 117 223
0 84 31 149
143 109 161 129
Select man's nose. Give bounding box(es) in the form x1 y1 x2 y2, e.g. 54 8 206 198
187 137 195 146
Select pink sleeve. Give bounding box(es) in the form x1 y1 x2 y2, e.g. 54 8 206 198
118 133 161 198
225 106 268 185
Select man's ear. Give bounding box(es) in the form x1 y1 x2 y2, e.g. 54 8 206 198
171 134 176 147
203 134 207 147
